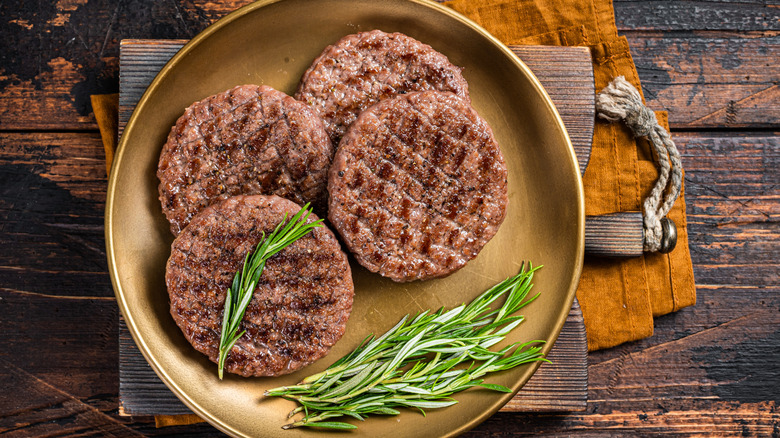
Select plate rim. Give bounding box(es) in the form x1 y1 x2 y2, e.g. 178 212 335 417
105 0 585 436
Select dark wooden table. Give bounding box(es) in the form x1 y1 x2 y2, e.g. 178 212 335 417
1 1 778 436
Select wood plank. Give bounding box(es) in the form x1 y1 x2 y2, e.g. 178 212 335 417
502 301 587 412
0 131 116 411
587 306 780 405
467 403 780 437
626 31 780 129
116 40 592 416
678 132 780 287
118 40 188 136
512 45 593 174
614 0 780 31
0 287 119 403
119 316 189 416
0 131 108 278
0 359 142 437
1 1 778 130
584 212 644 257
0 0 239 131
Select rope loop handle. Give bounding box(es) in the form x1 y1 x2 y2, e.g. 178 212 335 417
595 76 682 253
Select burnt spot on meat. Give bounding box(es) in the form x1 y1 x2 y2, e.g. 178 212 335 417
377 162 394 179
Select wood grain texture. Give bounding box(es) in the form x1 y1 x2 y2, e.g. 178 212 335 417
675 132 779 289
584 212 644 257
119 316 187 416
626 31 780 129
0 0 778 436
501 301 588 412
614 0 780 31
0 1 778 130
0 359 141 438
512 45 594 174
115 40 593 416
118 40 189 136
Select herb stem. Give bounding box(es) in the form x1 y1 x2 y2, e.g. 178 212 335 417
217 203 322 379
265 264 547 429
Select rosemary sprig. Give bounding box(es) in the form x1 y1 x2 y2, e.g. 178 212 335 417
218 203 323 379
264 264 547 429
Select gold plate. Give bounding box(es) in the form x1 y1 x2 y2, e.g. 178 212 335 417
105 0 584 436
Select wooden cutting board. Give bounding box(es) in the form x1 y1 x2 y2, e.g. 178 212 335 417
116 39 591 416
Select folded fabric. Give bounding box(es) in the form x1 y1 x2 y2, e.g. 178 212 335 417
444 0 695 350
90 94 117 175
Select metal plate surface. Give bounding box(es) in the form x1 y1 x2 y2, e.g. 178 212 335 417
106 0 584 436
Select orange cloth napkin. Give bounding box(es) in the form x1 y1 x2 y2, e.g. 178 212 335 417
443 0 695 350
95 0 695 426
90 94 118 175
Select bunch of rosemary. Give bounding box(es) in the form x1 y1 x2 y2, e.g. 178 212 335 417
218 203 323 379
264 264 547 430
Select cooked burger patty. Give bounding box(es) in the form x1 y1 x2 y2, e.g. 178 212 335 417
328 91 508 282
157 84 333 235
166 195 354 377
295 30 470 145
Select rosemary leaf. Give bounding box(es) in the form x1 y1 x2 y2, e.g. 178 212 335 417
266 264 547 429
283 421 358 430
478 383 513 393
217 203 322 379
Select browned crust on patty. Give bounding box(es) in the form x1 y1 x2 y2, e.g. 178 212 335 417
295 29 470 145
166 195 354 377
327 91 508 282
158 84 334 236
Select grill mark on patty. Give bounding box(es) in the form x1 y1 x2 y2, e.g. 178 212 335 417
178 205 234 306
338 154 468 276
337 167 456 272
159 85 333 235
296 30 470 144
347 151 470 243
358 107 484 232
167 195 353 377
328 91 507 281
371 96 482 189
403 95 507 218
375 124 466 212
183 105 266 152
181 88 266 149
